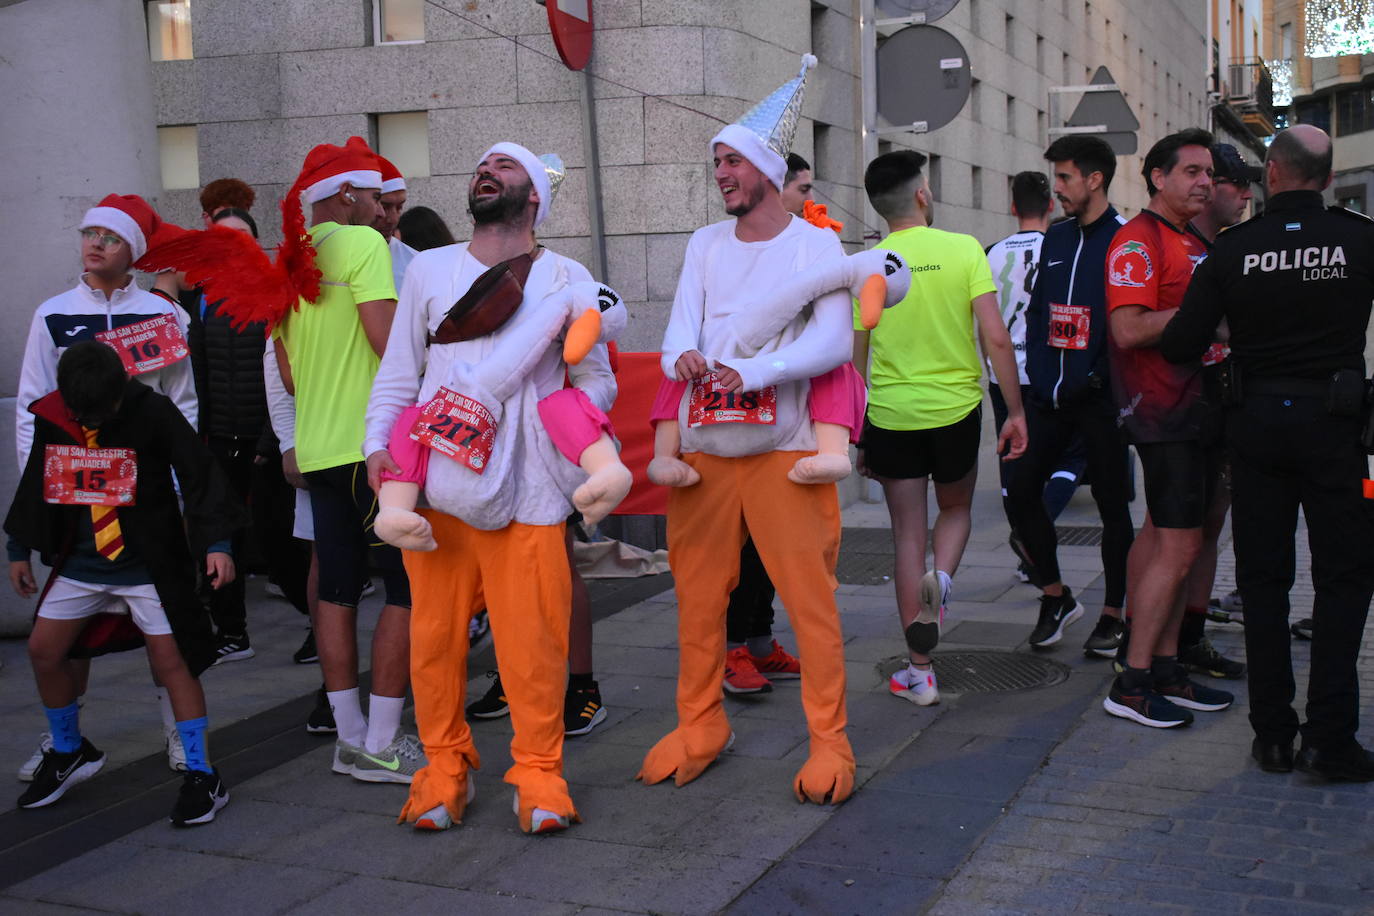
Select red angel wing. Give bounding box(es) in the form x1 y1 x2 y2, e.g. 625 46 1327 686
136 226 300 332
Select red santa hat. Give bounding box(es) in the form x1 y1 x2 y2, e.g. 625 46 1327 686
279 136 382 303
378 156 406 194
81 194 186 263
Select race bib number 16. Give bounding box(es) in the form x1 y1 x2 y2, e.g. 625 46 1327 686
95 314 190 376
409 387 497 474
43 445 137 506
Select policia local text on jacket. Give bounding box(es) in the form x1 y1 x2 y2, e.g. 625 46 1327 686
1160 189 1374 775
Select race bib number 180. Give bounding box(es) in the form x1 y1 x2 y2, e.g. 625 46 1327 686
409 387 497 474
43 445 137 506
1048 303 1091 350
688 371 777 428
95 314 190 376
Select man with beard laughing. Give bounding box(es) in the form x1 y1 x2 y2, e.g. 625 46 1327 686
364 142 618 834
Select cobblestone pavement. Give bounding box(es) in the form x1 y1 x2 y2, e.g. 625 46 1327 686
1 467 1369 914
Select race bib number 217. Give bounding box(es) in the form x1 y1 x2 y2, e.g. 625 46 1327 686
409 387 497 474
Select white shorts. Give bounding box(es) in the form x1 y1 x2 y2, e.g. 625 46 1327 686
38 577 173 636
293 487 314 541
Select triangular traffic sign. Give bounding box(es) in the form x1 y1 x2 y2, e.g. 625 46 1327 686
1067 66 1139 155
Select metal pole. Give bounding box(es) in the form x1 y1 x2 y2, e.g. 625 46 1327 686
860 0 880 239
579 66 609 281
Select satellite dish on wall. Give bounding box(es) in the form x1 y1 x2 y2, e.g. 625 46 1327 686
876 0 960 23
875 25 972 133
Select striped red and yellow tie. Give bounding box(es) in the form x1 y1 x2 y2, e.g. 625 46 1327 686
82 427 124 561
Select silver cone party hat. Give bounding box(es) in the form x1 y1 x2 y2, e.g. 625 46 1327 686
733 54 818 159
539 153 565 201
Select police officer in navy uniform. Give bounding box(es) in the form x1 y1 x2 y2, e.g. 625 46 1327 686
1161 125 1374 781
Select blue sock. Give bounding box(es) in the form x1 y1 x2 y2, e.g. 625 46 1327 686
175 717 212 773
44 702 82 754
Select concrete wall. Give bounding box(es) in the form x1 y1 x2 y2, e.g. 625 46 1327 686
145 0 1209 353
0 0 162 401
875 0 1209 245
0 0 161 634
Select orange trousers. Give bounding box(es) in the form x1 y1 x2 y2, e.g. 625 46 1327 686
638 450 855 804
397 510 576 830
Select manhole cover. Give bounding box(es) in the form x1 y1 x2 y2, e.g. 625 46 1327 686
1055 525 1104 546
882 651 1071 693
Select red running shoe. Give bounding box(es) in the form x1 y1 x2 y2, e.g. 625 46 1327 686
724 646 772 694
750 640 802 679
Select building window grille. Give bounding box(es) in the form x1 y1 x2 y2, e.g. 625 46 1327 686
1335 86 1374 135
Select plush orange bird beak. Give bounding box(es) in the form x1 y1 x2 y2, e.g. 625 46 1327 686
563 308 601 365
858 274 887 330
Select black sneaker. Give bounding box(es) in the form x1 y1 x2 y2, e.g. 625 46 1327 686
1028 588 1082 648
1291 617 1313 641
466 671 509 719
1154 672 1234 711
293 628 318 665
171 768 230 827
564 681 608 736
1102 678 1193 728
1113 623 1131 674
18 738 105 808
212 633 254 665
1178 637 1246 679
307 686 337 735
1082 614 1126 659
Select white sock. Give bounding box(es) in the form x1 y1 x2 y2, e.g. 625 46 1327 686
365 694 404 753
156 688 175 730
327 688 367 747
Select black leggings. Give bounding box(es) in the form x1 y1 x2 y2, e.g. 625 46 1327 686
726 538 776 643
1004 393 1134 607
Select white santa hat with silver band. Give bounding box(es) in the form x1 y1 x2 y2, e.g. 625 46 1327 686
477 142 565 228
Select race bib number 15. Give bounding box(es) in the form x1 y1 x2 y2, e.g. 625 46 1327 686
95 314 190 376
43 445 137 506
688 371 777 428
409 387 497 474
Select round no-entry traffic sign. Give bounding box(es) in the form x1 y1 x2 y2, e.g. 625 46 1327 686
548 0 594 71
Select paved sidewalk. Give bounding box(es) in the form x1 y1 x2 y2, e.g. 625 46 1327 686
1 467 1369 913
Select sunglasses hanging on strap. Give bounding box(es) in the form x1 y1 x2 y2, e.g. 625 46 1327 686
429 248 540 345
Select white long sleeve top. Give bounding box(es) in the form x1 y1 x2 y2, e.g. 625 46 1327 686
364 243 613 530
262 340 295 453
15 276 198 469
659 216 852 457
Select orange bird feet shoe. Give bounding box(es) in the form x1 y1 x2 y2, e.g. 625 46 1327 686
637 724 734 788
793 744 856 805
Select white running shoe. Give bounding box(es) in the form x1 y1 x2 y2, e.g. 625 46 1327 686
332 740 362 776
890 666 940 707
513 790 570 834
414 777 477 831
18 732 52 782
